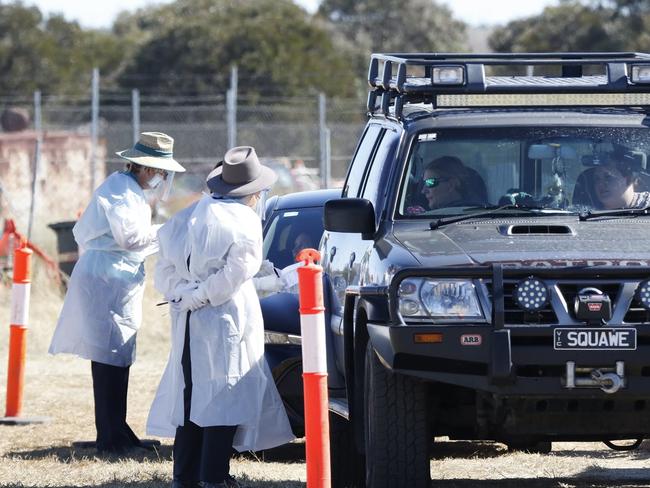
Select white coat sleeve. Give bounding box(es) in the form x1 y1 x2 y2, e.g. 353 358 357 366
105 202 159 253
154 245 182 301
194 237 261 308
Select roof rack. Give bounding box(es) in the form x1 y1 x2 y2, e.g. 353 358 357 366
367 52 650 119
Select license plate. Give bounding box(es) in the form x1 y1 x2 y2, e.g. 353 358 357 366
554 328 637 350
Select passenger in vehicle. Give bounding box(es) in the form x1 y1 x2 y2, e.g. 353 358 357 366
420 156 488 210
577 159 650 209
291 231 313 260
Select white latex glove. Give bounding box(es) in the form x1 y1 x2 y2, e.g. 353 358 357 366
166 281 200 302
257 259 277 277
170 289 206 313
253 274 285 293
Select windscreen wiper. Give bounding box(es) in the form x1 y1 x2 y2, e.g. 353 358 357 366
429 204 548 230
578 206 650 221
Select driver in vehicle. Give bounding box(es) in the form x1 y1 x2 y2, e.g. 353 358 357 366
590 158 650 209
408 156 487 213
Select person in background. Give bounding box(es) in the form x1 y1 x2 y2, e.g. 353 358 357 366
49 132 185 453
590 158 650 209
291 231 312 261
147 146 294 488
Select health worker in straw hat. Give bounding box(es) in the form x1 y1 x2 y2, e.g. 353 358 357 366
147 146 294 488
49 132 186 454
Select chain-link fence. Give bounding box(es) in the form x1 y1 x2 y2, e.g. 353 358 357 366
3 87 368 196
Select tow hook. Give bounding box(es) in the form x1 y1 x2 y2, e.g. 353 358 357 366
590 369 622 394
565 361 625 394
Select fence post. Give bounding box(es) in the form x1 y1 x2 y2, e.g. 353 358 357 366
90 68 100 193
227 65 238 148
27 91 42 240
318 93 331 189
132 89 140 144
296 248 331 488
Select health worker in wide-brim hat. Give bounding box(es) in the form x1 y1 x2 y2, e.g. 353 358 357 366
117 131 186 201
49 132 185 454
147 146 293 487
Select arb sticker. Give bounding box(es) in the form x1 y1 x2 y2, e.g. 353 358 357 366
460 334 482 346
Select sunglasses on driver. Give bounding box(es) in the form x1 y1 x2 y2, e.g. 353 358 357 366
423 176 450 188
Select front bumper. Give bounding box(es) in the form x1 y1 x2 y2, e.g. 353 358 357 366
368 322 650 396
364 264 650 397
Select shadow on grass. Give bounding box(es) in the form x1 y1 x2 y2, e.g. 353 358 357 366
3 443 173 463
238 440 306 463
0 480 305 488
421 480 650 488
8 476 647 488
431 440 507 459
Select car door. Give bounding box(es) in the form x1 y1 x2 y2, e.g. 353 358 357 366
321 124 383 367
322 124 400 373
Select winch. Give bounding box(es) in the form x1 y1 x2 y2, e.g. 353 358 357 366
564 361 625 394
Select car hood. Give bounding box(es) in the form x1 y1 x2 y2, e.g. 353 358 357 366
392 218 650 267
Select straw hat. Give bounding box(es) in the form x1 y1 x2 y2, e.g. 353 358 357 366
116 132 186 172
206 146 277 197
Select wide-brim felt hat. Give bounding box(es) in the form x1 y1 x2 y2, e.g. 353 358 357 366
206 146 277 197
116 131 186 173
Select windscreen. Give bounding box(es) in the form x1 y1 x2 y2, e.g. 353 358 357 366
397 127 650 217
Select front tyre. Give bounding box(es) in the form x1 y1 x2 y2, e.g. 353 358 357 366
364 343 430 488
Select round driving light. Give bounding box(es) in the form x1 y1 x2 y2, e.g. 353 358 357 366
399 280 418 295
635 280 650 310
513 277 549 311
399 299 420 316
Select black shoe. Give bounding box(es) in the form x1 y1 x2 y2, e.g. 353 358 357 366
171 480 201 488
224 475 248 488
199 483 227 488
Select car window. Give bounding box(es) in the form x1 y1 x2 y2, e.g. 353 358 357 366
263 206 325 269
362 129 399 205
397 126 650 217
344 124 382 197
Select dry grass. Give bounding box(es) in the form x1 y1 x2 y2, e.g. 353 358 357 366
0 259 650 487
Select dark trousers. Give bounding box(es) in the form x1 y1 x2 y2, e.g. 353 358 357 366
91 361 141 452
173 313 237 484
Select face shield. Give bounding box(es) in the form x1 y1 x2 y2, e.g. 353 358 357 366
256 189 269 222
159 171 175 202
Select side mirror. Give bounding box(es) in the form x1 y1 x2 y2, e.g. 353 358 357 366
324 198 376 240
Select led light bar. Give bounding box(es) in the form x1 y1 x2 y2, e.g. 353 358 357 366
436 93 650 107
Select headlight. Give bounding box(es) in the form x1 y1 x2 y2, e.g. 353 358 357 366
398 278 484 322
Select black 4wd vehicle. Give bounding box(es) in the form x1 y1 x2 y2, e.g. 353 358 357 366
321 53 650 487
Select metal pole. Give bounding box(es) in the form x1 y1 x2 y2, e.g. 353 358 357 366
27 91 42 240
318 93 331 189
227 65 238 148
90 68 99 193
132 88 140 144
324 128 331 189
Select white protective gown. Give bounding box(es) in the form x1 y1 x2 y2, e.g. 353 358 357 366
49 172 159 367
146 195 295 452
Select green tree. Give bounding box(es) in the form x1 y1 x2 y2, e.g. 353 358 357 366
317 0 467 54
489 0 650 53
0 2 126 96
116 0 358 97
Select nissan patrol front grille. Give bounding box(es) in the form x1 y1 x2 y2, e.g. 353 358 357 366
484 280 648 326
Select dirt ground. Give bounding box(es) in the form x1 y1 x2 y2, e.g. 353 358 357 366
1 261 650 487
